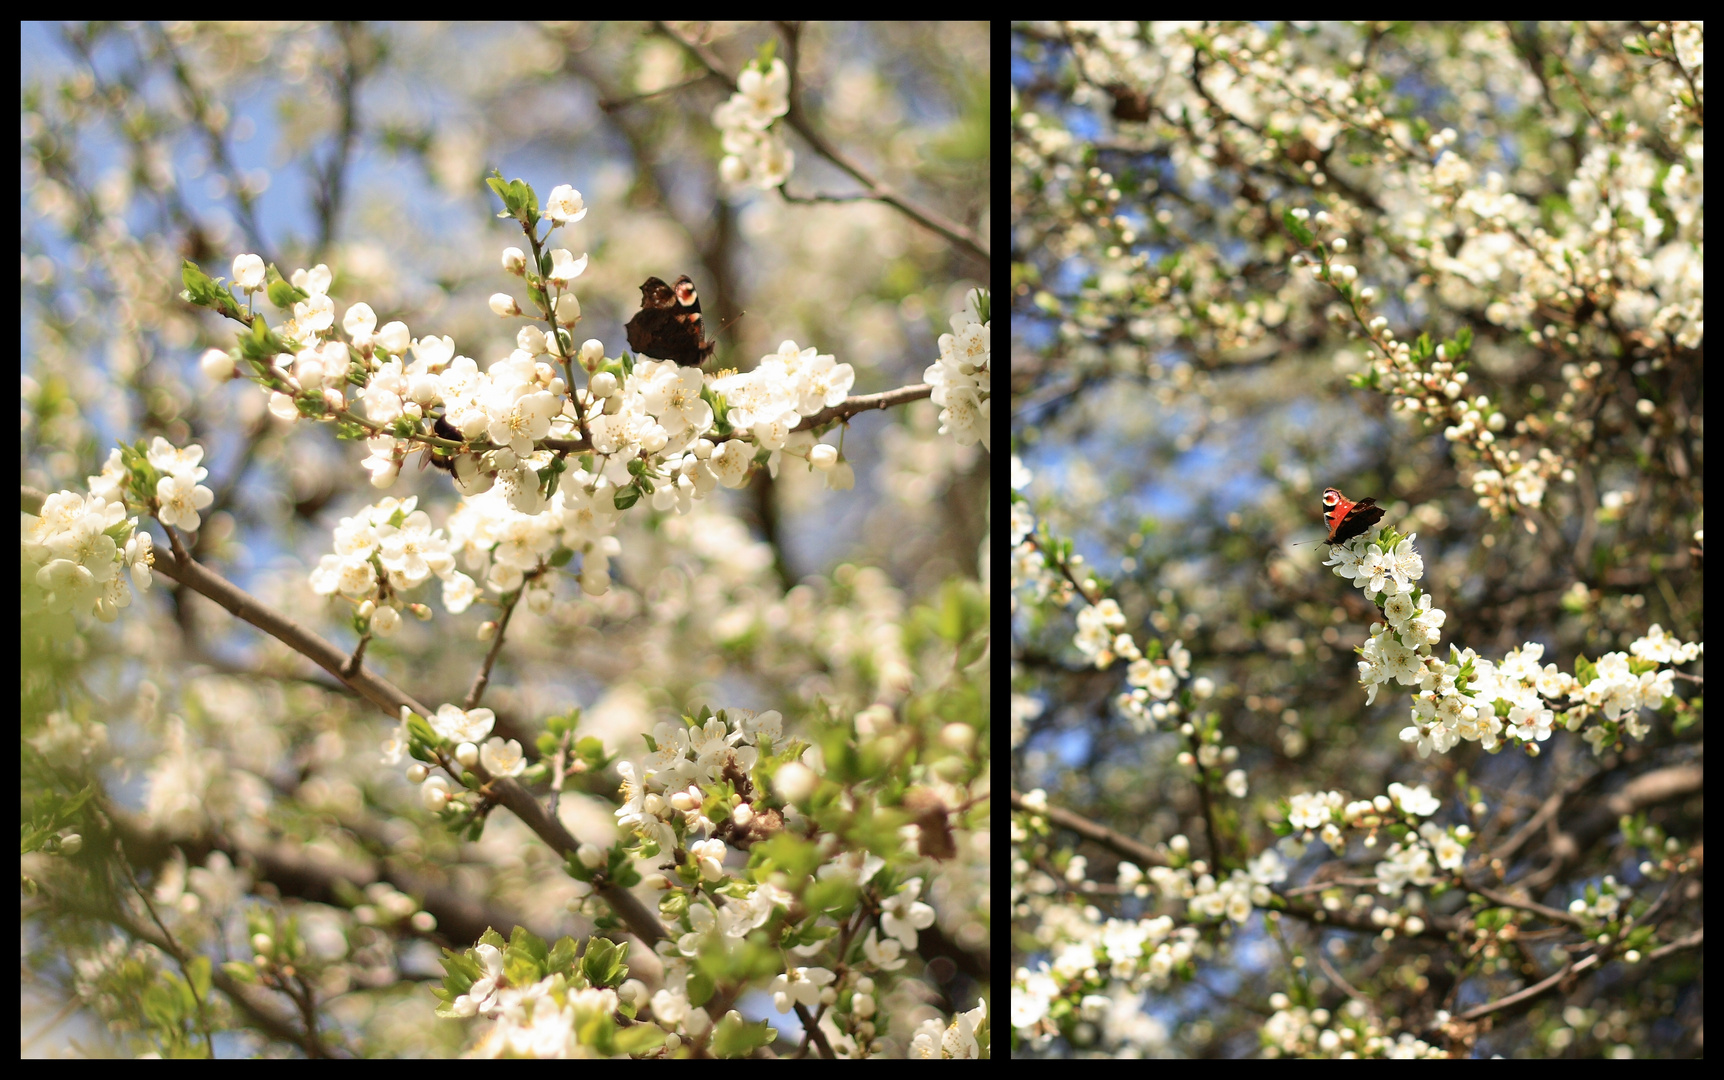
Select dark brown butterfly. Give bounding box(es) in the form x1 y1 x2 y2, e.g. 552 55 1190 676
624 275 715 367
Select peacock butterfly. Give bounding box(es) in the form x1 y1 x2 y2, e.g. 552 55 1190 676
1319 487 1385 546
624 274 716 367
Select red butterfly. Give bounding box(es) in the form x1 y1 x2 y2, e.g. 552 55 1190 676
1319 487 1385 546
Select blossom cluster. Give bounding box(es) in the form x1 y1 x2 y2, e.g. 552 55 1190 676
921 288 991 449
1282 782 1467 901
446 923 985 1060
179 182 889 629
214 196 860 505
1010 455 1212 742
1285 207 1576 525
1008 793 1208 1047
20 436 218 621
1008 456 1060 619
307 494 470 633
381 704 528 815
1260 1001 1446 1059
422 706 975 1057
23 489 150 624
1011 779 1461 1053
713 57 795 190
1319 518 1701 758
611 710 936 971
1012 774 1464 1055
